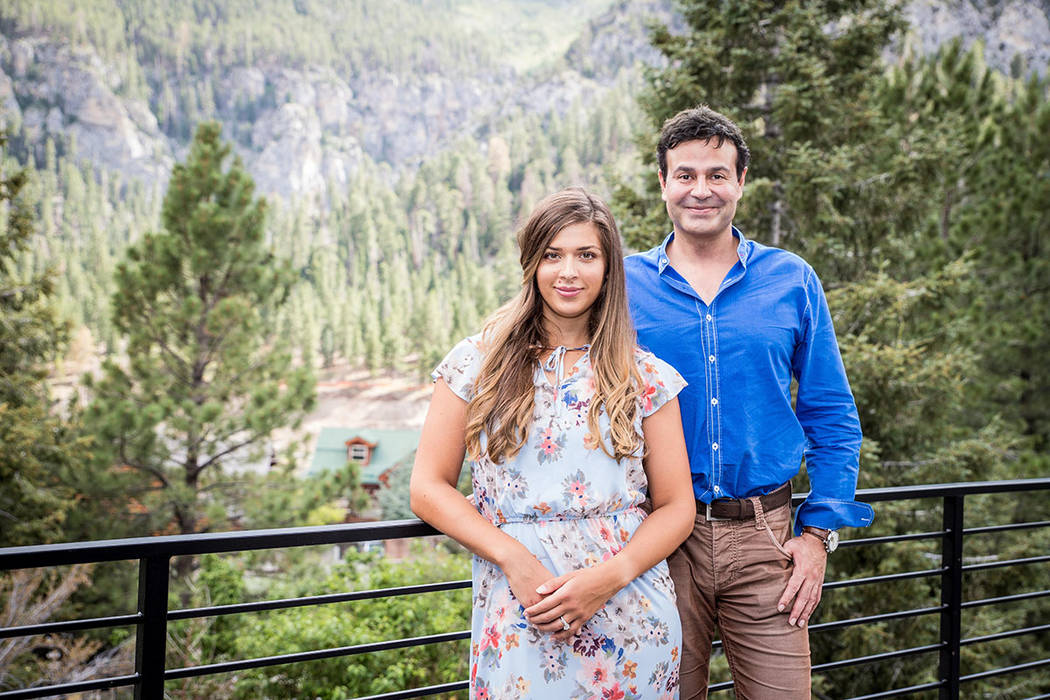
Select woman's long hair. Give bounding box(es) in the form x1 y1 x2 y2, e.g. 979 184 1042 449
465 187 643 464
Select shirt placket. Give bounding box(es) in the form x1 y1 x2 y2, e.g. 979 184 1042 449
658 239 747 502
698 302 723 498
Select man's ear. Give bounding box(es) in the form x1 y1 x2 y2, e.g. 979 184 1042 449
658 169 667 191
738 167 748 188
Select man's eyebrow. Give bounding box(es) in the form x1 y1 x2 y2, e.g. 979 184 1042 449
672 164 731 173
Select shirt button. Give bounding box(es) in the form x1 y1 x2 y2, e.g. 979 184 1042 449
714 486 721 494
706 314 713 321
709 355 715 363
712 442 719 451
711 398 718 406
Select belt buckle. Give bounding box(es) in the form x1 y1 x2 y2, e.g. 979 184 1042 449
705 501 731 522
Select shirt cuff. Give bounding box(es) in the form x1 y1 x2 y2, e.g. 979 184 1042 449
794 498 875 535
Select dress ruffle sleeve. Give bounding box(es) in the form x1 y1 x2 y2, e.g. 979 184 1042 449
637 351 688 417
431 336 484 402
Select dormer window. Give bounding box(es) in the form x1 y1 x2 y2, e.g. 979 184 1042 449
345 437 377 466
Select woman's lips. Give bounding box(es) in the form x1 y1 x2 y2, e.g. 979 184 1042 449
555 287 582 298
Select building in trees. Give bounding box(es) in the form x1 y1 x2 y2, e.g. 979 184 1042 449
310 427 420 499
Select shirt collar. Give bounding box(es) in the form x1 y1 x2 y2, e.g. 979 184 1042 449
656 226 753 275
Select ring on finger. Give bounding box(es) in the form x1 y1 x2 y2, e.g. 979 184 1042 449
559 615 570 631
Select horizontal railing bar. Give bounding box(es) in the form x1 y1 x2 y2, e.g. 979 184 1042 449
699 658 953 695
962 589 1050 609
169 580 471 620
0 613 140 640
1022 694 1050 700
705 607 941 652
962 554 1050 573
844 680 945 700
823 567 945 590
837 530 945 548
808 605 944 633
965 520 1050 536
961 624 1050 647
165 630 470 680
5 479 1049 572
0 674 139 700
354 680 470 700
960 657 1050 682
846 479 1050 504
812 642 943 673
0 519 442 570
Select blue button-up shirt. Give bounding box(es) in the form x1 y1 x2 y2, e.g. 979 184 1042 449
625 229 873 533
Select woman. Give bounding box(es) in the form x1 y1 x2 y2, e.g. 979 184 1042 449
410 187 694 699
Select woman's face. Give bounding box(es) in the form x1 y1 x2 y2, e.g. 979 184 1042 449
535 221 606 329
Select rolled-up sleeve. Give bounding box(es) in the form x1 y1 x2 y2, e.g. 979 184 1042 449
791 268 873 533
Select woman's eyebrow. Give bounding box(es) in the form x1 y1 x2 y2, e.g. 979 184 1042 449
546 244 601 251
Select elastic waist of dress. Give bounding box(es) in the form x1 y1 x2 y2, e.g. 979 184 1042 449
494 506 643 526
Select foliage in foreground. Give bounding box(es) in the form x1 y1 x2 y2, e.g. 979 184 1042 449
165 545 471 700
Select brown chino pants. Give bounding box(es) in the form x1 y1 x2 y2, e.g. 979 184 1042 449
668 496 811 699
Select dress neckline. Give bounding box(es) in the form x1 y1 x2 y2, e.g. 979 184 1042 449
540 345 590 372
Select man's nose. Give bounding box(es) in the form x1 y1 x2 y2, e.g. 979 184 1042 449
691 176 710 197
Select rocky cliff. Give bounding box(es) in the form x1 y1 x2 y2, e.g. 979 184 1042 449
0 29 524 201
2 35 174 184
904 0 1050 73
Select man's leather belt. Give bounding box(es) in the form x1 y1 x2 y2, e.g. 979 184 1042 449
699 483 792 521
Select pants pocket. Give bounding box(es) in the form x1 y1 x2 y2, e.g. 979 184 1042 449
760 507 794 562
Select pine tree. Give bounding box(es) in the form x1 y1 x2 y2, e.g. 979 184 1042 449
83 122 315 536
612 4 1047 693
894 45 1050 452
0 134 78 547
971 74 1050 451
614 0 905 260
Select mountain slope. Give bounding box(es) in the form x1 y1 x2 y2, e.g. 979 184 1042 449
1 0 1047 202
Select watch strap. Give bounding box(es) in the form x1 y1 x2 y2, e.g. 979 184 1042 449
802 526 838 553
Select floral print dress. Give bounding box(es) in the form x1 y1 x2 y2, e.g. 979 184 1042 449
433 336 687 700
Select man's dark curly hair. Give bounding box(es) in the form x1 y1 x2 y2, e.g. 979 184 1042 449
657 105 750 181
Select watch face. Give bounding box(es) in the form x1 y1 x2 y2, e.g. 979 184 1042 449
826 530 840 553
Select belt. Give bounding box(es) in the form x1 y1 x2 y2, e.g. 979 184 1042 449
699 483 792 521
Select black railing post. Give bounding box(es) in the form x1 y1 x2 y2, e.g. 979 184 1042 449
939 495 965 700
134 554 170 700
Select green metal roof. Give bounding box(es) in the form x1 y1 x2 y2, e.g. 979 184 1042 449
309 427 420 486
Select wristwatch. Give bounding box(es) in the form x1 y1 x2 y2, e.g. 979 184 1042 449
802 526 839 553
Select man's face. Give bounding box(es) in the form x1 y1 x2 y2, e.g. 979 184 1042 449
659 138 746 242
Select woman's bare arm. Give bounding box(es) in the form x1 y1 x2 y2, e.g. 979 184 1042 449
409 379 556 609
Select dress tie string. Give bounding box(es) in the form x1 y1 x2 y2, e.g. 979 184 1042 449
542 345 590 412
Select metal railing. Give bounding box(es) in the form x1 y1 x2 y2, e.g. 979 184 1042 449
1 479 1048 700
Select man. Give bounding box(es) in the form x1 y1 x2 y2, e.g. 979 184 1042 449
625 105 873 699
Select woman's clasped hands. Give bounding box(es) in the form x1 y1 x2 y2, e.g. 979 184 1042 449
521 561 628 642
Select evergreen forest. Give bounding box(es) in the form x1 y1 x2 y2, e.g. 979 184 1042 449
0 0 1048 697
